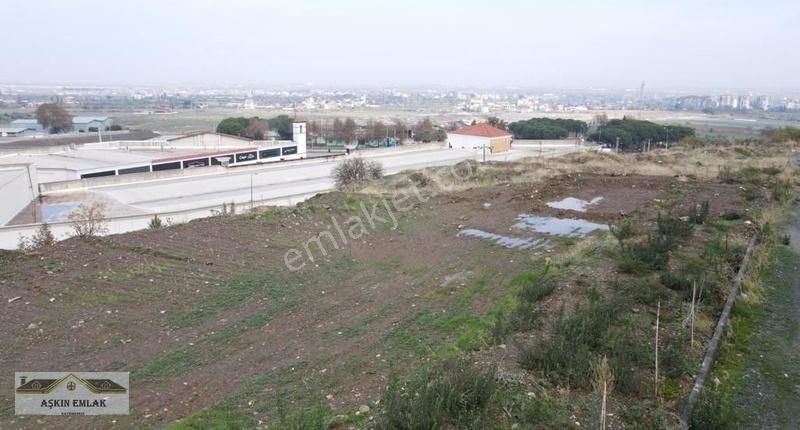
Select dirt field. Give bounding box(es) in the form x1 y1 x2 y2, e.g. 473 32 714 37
0 164 752 429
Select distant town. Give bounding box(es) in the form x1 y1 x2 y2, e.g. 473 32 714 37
1 83 798 117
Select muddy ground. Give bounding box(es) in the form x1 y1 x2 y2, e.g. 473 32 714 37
0 174 744 429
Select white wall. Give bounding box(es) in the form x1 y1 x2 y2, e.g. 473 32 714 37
168 133 252 149
447 133 491 151
0 165 38 226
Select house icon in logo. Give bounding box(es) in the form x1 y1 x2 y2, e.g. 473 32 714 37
16 374 126 394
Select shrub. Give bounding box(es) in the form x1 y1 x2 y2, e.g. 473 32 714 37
408 171 430 187
381 359 496 429
17 223 56 252
68 202 109 238
110 124 123 131
656 213 693 240
332 158 384 188
148 214 164 229
609 219 635 250
451 159 479 179
689 200 710 225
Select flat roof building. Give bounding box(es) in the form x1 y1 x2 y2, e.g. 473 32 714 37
447 123 512 153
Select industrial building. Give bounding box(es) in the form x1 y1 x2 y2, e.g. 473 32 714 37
447 123 512 153
10 119 43 132
73 116 113 132
77 123 307 178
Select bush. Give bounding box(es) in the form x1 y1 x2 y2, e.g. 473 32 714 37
451 159 479 179
148 214 164 229
408 172 430 187
110 124 123 131
609 219 635 250
381 359 496 429
689 200 710 225
332 158 384 188
17 223 56 252
68 202 108 238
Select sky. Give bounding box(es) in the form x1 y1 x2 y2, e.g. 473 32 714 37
1 0 798 90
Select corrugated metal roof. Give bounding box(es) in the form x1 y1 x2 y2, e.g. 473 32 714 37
72 116 110 123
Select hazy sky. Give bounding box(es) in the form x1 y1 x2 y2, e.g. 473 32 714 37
2 0 798 90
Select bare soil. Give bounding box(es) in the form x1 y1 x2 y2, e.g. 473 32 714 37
0 174 744 429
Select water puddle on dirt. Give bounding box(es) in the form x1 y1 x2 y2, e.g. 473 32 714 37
41 202 82 223
513 214 608 237
457 229 552 250
546 196 603 212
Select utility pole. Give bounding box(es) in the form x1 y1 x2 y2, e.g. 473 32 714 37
615 137 620 154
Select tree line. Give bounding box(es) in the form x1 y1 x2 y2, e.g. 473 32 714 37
217 116 447 143
507 118 589 139
587 117 695 151
216 115 294 140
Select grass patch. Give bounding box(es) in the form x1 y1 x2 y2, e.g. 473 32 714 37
380 359 496 430
135 349 203 382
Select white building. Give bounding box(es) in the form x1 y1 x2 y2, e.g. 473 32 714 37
447 123 512 153
73 116 113 132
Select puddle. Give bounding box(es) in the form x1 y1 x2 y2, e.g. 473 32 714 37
41 202 82 223
458 228 551 250
513 214 608 237
546 196 603 212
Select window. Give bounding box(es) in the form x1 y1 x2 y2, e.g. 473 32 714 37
235 151 257 163
118 165 151 175
81 170 116 179
282 146 297 155
182 158 210 168
259 148 280 159
152 162 181 172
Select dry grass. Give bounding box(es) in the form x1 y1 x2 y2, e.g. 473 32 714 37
361 143 797 197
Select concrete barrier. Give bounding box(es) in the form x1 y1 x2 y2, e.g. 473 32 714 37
0 190 320 250
39 165 228 193
0 164 38 226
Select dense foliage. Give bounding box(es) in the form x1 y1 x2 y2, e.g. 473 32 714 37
587 117 694 151
507 118 588 139
764 126 800 143
216 115 293 139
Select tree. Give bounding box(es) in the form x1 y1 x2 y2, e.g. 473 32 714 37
587 117 695 151
216 117 249 135
35 103 72 133
332 118 344 141
414 118 439 142
341 118 357 142
243 118 270 140
507 117 588 140
487 116 507 130
393 121 407 142
366 120 388 142
267 114 293 139
332 158 384 188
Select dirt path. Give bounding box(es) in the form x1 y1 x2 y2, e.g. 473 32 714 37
734 204 800 429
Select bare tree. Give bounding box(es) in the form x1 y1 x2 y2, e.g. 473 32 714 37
68 202 109 238
35 103 73 133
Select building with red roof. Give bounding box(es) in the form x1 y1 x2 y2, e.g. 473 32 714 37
447 123 512 153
